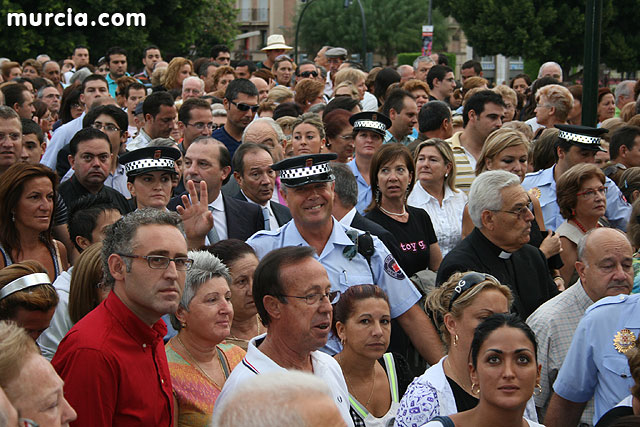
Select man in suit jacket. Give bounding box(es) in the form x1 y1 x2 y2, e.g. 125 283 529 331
232 142 292 229
167 136 263 242
437 170 558 319
330 162 402 261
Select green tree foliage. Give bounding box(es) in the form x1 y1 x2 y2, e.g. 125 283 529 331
295 0 450 65
438 0 640 73
0 0 237 69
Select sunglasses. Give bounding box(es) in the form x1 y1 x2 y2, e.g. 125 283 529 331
300 71 318 78
230 100 259 113
448 272 499 311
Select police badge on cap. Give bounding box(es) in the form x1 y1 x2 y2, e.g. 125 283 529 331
555 124 608 152
349 111 392 137
119 145 181 178
271 153 338 188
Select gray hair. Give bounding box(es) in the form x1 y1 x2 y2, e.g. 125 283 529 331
242 117 285 144
170 250 231 330
413 55 435 70
330 162 358 208
615 80 636 104
211 103 227 117
211 371 333 427
537 61 563 80
101 208 184 286
468 170 520 228
308 103 326 115
183 76 205 92
36 83 55 99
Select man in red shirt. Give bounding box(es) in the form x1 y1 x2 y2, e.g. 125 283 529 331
52 209 190 426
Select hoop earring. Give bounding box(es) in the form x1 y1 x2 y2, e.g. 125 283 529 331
471 383 480 395
534 384 542 396
453 334 459 346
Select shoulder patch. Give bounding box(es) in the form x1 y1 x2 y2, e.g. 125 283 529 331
383 255 405 280
529 187 541 200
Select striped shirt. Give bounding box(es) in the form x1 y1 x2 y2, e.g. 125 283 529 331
446 132 476 194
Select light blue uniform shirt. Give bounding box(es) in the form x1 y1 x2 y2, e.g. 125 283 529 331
522 165 631 231
347 159 372 214
246 218 421 354
552 293 640 424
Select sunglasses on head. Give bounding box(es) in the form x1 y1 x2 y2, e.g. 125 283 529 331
448 272 498 312
300 71 318 78
230 100 259 113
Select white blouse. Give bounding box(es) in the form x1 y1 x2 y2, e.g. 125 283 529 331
408 182 467 257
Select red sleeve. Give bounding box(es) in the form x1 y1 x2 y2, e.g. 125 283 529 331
53 347 118 427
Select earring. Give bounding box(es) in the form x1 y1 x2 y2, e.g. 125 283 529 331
571 208 576 217
534 384 542 396
11 212 15 222
181 322 187 329
453 334 459 347
340 336 346 347
471 383 480 395
375 188 382 204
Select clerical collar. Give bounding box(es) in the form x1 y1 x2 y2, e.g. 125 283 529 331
499 251 512 259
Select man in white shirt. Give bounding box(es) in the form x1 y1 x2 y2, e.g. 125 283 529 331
214 246 354 427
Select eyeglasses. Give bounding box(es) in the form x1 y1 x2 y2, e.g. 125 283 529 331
0 132 21 142
278 290 341 305
116 253 194 270
230 100 259 113
211 123 224 131
70 103 83 110
92 122 120 132
300 71 318 78
576 186 607 199
448 272 498 311
491 198 533 220
186 122 214 131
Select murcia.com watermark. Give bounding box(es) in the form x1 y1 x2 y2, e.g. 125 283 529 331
7 9 146 27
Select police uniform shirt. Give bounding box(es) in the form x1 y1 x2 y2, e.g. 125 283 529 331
246 218 421 354
347 158 372 214
552 293 640 424
522 165 631 231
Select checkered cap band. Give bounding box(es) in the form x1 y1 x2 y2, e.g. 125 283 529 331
124 158 175 174
354 120 386 132
279 163 331 180
558 130 600 146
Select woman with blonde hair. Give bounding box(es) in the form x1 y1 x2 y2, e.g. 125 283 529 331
162 57 194 91
493 85 518 122
267 85 294 105
396 272 541 426
408 139 467 256
291 112 325 155
271 55 295 88
332 81 359 100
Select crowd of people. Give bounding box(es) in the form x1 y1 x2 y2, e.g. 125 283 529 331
2 34 640 427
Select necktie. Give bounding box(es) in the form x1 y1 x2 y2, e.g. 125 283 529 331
207 206 220 243
262 206 271 231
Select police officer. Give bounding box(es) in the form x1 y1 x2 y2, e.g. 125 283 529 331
545 293 640 426
347 111 392 214
119 144 181 210
522 124 631 231
246 153 444 364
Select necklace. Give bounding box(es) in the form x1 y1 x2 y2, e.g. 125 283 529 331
175 335 223 389
444 357 473 396
379 205 407 217
337 354 376 407
571 218 600 233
